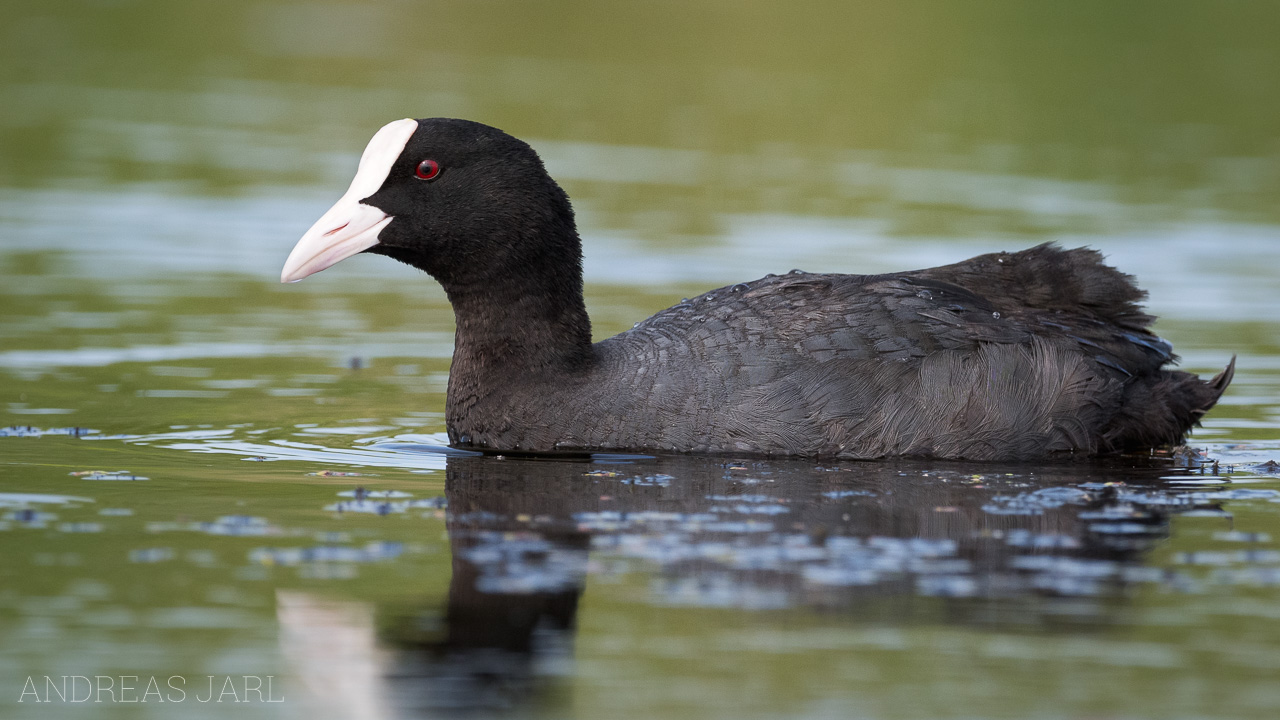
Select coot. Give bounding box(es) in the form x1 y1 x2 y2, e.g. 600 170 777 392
281 118 1233 460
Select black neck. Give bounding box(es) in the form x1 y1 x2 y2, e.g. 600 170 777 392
439 242 594 378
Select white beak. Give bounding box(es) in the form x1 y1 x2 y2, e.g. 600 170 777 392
280 119 419 283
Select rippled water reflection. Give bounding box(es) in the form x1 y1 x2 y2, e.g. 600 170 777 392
5 438 1280 718
5 1 1280 718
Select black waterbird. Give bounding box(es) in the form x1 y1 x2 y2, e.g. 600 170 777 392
281 118 1233 460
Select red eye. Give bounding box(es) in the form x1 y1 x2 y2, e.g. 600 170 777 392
415 159 440 180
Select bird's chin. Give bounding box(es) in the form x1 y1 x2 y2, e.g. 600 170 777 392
368 243 434 274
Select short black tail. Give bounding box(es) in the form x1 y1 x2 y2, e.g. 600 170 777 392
1196 356 1237 419
1104 356 1236 451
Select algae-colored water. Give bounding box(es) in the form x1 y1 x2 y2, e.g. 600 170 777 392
3 2 1280 718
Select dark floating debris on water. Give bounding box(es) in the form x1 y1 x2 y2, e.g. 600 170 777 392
1162 446 1242 474
309 471 379 477
1168 445 1212 468
3 509 58 526
337 488 410 499
1 426 99 438
71 470 149 481
326 497 447 514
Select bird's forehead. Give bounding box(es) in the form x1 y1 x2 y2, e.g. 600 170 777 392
348 118 418 200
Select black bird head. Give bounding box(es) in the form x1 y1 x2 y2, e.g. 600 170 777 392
281 118 579 289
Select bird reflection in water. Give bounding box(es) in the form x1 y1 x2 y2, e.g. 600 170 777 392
278 451 1226 717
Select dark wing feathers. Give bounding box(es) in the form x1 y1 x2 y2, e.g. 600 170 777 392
533 243 1229 459
914 242 1153 331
